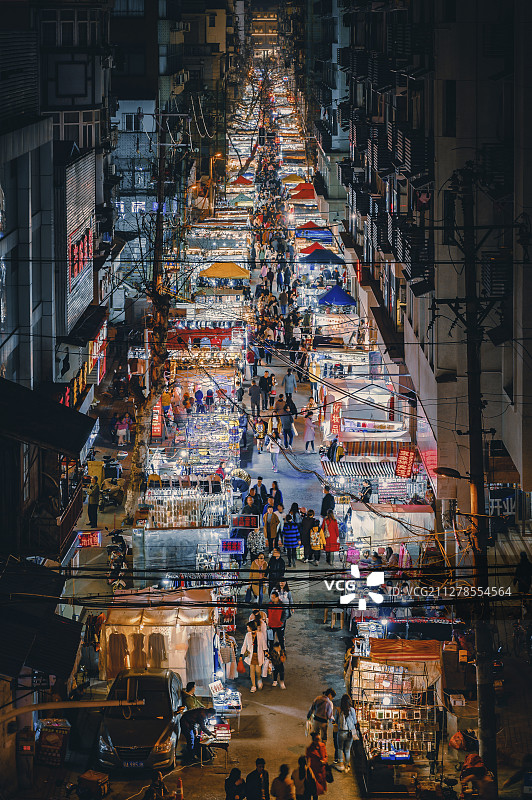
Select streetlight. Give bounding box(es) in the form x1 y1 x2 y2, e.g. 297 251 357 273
433 466 468 480
209 153 223 215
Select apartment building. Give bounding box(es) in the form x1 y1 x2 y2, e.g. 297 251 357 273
330 0 532 517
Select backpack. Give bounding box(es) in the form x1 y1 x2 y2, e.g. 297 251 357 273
310 527 321 549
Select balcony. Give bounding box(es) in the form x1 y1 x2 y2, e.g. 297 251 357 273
395 223 433 280
314 119 332 152
368 52 392 87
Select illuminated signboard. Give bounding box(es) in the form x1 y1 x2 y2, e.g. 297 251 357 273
68 226 93 292
151 399 163 440
78 530 102 547
231 514 259 529
330 402 342 435
395 448 416 478
220 539 245 555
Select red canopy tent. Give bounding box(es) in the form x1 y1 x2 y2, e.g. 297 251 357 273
231 175 253 186
291 185 316 201
300 242 326 254
297 220 320 230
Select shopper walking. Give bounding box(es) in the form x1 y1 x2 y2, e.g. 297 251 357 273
255 416 267 453
267 591 286 648
292 757 317 800
267 430 281 473
321 510 340 566
320 485 335 517
299 510 316 563
310 520 326 566
225 768 246 800
264 506 281 553
252 476 269 507
246 759 270 800
281 514 300 567
281 368 297 401
248 551 267 601
268 641 287 688
259 371 272 411
240 621 267 692
265 548 286 593
307 689 336 742
303 412 316 452
306 732 329 796
249 379 261 418
269 479 284 508
334 694 358 771
271 765 296 800
280 403 294 450
87 476 99 528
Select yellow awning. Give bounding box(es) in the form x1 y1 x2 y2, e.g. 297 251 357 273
199 262 250 279
282 173 305 183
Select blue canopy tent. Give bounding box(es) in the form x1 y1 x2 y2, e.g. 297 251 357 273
300 249 345 265
318 285 357 307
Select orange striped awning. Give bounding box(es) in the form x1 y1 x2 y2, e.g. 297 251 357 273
344 441 415 459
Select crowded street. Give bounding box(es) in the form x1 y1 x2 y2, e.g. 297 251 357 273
2 3 532 800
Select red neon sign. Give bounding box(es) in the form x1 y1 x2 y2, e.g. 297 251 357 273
395 448 416 478
68 226 93 291
330 402 342 435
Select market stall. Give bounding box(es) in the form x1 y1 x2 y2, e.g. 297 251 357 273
98 588 216 690
347 638 443 794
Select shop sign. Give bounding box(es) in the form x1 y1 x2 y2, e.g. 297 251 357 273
88 320 108 384
231 514 258 529
71 361 89 407
78 531 101 548
488 488 517 522
395 448 415 478
68 225 93 292
220 539 244 555
151 400 163 440
330 402 342 435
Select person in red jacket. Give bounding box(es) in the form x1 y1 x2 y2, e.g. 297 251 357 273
321 510 340 565
267 591 286 648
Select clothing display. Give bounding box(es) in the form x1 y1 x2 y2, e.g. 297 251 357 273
219 635 238 680
129 633 147 670
148 632 167 668
108 632 129 678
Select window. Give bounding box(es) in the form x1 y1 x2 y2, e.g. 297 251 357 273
112 0 145 15
123 113 142 132
115 46 146 76
209 13 216 27
442 79 456 137
131 201 146 213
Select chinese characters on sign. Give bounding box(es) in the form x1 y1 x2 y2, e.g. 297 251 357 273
220 539 245 555
69 226 93 290
231 515 259 529
78 531 101 547
151 400 163 440
330 403 342 436
395 448 416 478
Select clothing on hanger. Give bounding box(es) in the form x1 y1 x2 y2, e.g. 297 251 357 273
148 632 167 668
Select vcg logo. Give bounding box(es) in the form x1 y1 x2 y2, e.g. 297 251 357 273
324 565 385 609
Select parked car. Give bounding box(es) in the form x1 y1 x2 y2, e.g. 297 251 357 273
98 669 183 770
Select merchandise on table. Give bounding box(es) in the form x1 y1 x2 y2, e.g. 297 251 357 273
144 487 231 528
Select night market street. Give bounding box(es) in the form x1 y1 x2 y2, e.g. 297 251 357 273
1 3 532 800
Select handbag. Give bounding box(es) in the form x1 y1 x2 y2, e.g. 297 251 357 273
245 586 252 604
237 657 246 675
325 765 334 784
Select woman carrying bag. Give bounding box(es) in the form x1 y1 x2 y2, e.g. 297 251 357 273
305 732 329 795
333 694 358 771
321 510 340 566
240 621 267 692
292 756 318 800
248 552 267 604
267 431 281 473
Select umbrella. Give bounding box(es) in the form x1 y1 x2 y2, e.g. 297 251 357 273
301 249 345 265
317 285 357 306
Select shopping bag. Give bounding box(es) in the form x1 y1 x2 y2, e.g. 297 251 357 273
245 586 252 604
237 657 246 675
325 765 334 784
305 720 313 737
296 546 304 560
292 422 298 437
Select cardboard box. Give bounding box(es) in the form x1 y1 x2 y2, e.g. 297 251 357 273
449 694 466 707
